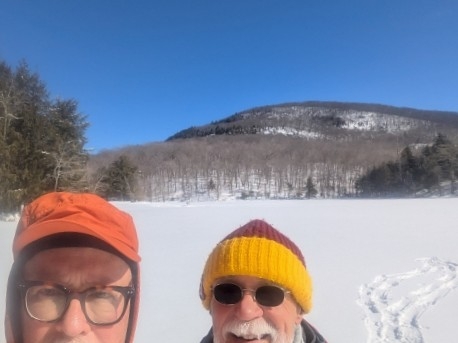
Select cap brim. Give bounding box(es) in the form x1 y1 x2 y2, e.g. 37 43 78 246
13 220 141 262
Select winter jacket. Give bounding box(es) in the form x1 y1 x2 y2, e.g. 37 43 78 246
4 192 141 343
200 319 327 343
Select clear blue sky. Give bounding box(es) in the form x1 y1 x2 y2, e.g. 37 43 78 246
1 1 457 152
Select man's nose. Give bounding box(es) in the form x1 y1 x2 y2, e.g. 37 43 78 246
234 290 263 321
55 298 91 337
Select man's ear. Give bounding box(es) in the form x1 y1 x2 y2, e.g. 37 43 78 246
295 304 304 324
295 312 303 324
208 299 213 315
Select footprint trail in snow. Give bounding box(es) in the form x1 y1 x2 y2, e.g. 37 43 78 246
358 257 458 343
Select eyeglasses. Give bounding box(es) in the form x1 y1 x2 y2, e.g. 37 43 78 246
212 283 289 307
18 281 135 325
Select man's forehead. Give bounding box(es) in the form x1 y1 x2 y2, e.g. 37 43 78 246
27 245 117 256
21 247 132 288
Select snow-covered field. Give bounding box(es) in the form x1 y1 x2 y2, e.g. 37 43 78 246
1 198 457 342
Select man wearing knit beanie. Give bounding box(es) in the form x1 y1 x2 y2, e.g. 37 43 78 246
199 219 326 343
4 191 141 343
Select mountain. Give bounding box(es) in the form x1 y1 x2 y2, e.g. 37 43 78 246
89 101 458 201
166 101 458 141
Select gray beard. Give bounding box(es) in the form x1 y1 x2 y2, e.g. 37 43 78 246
213 323 303 343
292 324 305 343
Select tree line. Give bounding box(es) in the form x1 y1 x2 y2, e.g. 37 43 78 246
91 131 458 203
355 133 458 197
90 134 404 202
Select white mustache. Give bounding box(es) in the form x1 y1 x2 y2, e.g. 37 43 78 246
224 318 279 341
51 338 87 343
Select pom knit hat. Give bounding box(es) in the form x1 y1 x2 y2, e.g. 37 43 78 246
199 219 313 313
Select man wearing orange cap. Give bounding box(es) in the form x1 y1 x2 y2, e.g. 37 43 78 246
4 192 141 343
199 219 326 343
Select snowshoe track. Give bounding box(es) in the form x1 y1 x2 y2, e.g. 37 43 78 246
358 257 458 343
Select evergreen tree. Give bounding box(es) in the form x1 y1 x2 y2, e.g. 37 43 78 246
399 146 422 192
426 133 457 194
0 60 89 212
100 155 138 201
45 99 89 191
305 176 318 199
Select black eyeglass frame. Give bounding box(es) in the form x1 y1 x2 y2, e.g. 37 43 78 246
212 282 291 307
18 280 135 326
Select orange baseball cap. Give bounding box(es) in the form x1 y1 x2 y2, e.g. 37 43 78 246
13 192 140 262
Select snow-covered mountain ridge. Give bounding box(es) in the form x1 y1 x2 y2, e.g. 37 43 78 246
167 101 458 141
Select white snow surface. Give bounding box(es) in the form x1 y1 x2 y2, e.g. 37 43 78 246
1 198 457 342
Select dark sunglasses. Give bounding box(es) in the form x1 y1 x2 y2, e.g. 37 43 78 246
212 283 289 307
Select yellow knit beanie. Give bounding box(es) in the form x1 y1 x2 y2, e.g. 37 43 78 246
199 219 313 313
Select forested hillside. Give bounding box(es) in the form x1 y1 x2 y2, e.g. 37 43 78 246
90 104 458 201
